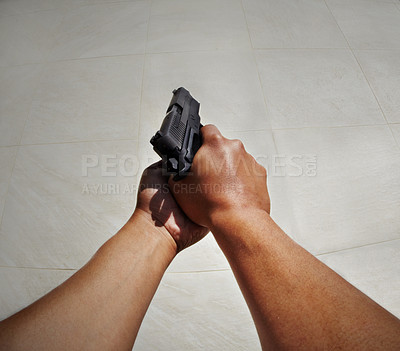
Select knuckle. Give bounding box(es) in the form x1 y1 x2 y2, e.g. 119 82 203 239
259 164 267 177
210 133 224 143
230 139 245 151
252 158 267 177
263 166 267 175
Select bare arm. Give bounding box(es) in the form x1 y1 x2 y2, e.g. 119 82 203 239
0 163 208 351
0 211 175 351
212 210 400 350
171 124 400 350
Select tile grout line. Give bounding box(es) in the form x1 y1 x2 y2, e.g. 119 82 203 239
301 2 400 255
0 148 18 230
1 121 397 151
239 0 302 239
0 61 50 231
271 123 390 132
239 0 277 148
322 0 351 49
0 49 223 70
136 0 153 158
69 0 147 10
0 263 231 275
44 2 69 64
323 0 400 150
18 64 50 148
238 0 281 162
254 47 400 51
388 124 400 149
0 138 138 148
316 237 400 257
0 52 145 69
0 0 138 19
0 265 232 275
0 0 68 227
239 0 255 49
0 265 77 272
2 47 399 71
2 231 399 272
349 51 400 148
254 47 353 51
166 268 231 274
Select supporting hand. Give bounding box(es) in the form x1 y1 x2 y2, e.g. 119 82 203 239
135 161 209 252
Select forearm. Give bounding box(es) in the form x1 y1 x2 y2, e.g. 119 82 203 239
0 210 176 351
211 210 400 350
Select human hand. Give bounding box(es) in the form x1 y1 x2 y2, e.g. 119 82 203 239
169 125 270 229
134 161 209 252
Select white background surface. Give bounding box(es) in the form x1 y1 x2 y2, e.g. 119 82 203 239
0 0 399 349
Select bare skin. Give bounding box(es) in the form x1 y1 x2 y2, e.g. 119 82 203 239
0 124 399 350
0 162 208 351
171 125 400 350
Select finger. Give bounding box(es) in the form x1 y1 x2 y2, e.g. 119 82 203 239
143 160 162 175
142 160 165 180
200 124 224 144
146 160 163 170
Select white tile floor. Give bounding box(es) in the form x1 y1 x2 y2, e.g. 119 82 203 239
0 0 399 349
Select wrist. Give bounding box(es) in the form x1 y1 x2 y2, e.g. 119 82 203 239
96 209 177 277
210 207 272 239
125 209 178 256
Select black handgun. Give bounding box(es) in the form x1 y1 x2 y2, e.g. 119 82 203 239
150 87 202 181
